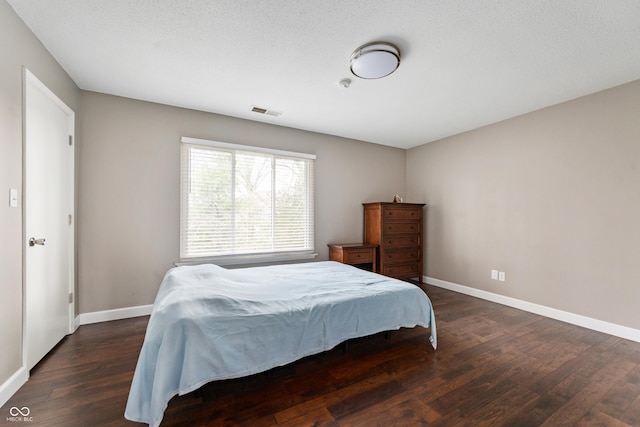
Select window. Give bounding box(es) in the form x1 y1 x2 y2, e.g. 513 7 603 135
180 137 315 263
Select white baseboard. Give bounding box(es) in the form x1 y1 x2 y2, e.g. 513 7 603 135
426 276 640 343
78 304 153 325
0 367 28 408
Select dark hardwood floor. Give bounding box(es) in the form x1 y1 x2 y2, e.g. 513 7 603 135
3 285 640 426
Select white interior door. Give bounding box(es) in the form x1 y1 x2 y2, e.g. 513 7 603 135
24 69 75 371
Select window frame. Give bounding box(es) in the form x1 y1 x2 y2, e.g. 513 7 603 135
179 136 317 266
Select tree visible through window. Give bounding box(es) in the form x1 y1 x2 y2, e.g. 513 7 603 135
180 138 315 260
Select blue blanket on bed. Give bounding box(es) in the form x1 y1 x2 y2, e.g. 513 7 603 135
125 261 436 426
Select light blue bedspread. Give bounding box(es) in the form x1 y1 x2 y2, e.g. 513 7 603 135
125 261 436 426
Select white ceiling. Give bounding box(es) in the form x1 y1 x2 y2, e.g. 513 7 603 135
8 1 640 149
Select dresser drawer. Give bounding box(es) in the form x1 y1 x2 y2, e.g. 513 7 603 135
383 236 419 248
382 263 419 278
383 221 420 235
383 207 421 220
383 248 419 263
344 249 374 264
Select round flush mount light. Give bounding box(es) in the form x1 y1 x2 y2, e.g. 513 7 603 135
350 41 400 79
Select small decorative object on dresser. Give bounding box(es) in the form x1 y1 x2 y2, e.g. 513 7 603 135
328 243 378 272
363 202 425 284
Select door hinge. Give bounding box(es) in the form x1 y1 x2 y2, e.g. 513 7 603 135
68 214 73 225
68 293 73 304
69 135 73 146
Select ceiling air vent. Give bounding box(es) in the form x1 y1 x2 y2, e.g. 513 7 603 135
251 106 282 117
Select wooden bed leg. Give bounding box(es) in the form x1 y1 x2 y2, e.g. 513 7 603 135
193 387 203 399
342 340 349 353
384 331 390 340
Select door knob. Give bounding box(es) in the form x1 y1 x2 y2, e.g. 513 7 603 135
29 237 46 247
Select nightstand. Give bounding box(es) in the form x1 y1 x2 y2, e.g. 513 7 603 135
328 243 378 272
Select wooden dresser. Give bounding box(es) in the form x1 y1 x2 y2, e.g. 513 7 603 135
363 202 425 283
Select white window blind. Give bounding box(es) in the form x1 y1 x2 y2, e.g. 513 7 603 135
180 137 315 261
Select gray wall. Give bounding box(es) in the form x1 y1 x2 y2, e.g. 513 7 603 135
0 0 79 388
407 79 640 330
78 91 406 313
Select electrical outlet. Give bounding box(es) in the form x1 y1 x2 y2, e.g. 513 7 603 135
498 271 506 282
491 270 498 280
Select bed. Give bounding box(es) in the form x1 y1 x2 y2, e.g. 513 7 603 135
124 261 436 427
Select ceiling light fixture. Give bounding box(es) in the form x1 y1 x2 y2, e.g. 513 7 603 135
350 42 400 79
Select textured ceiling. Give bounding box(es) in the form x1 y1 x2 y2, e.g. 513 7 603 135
8 0 640 149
